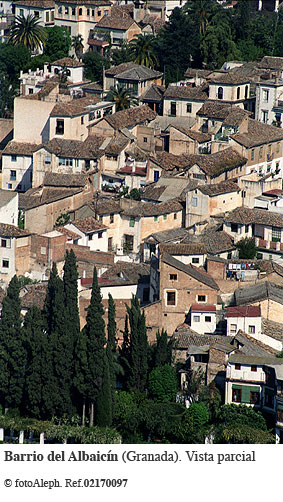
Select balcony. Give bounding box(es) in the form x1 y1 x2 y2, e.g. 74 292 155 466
255 237 282 251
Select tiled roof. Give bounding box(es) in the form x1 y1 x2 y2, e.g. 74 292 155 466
170 125 211 143
228 353 281 365
3 141 38 156
234 282 283 307
0 223 30 238
197 181 240 196
96 15 136 30
223 108 251 127
20 283 47 310
232 118 283 147
233 330 279 356
262 319 283 341
115 65 163 81
44 173 87 187
162 252 219 290
110 4 133 18
51 96 101 117
105 104 156 130
143 227 190 244
186 147 247 177
164 85 208 101
197 101 249 122
105 62 137 77
142 84 165 101
95 198 121 215
184 68 212 79
56 0 111 4
226 305 261 318
224 207 283 227
149 151 189 171
71 217 107 234
209 72 250 85
56 226 80 240
14 0 54 7
0 189 18 208
101 262 150 284
174 331 233 349
19 187 83 210
123 199 182 218
0 119 13 145
51 57 83 68
258 56 283 70
159 242 206 255
182 230 235 255
191 304 216 312
38 136 104 159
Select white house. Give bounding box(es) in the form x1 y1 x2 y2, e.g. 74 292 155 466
0 190 18 225
64 217 108 252
190 304 217 334
225 305 262 337
15 0 55 27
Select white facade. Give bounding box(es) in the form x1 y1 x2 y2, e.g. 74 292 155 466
0 1 13 14
169 253 206 267
255 80 283 126
15 2 55 26
226 314 261 337
2 153 33 192
0 236 16 283
0 191 18 225
190 307 217 334
64 222 108 252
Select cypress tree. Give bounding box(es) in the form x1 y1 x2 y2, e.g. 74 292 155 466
106 293 117 404
83 267 111 425
126 296 148 393
0 275 24 412
23 305 45 418
118 314 131 389
73 329 88 425
154 329 171 367
96 353 112 427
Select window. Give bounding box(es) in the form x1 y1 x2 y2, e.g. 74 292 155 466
218 87 223 100
92 9 95 16
232 388 241 403
110 214 114 224
170 102 176 116
46 11 49 22
56 119 64 135
262 110 268 123
45 155 51 164
79 8 82 15
2 259 9 268
11 155 17 162
20 8 24 15
227 252 232 259
251 365 257 372
81 116 84 125
250 391 259 404
72 7 76 15
192 197 198 207
7 184 12 189
87 8 90 15
10 170 16 180
230 324 237 333
256 252 263 259
251 149 254 160
237 87 240 100
64 7 68 14
192 257 199 264
277 142 280 153
124 234 133 251
98 231 103 239
245 85 248 99
193 315 200 322
166 291 176 306
205 316 211 322
108 237 113 251
143 137 147 143
59 157 73 166
263 89 269 102
163 214 167 220
186 103 192 113
231 223 238 233
104 10 109 15
259 147 263 158
154 216 158 222
174 213 177 220
154 170 159 182
89 111 95 121
88 234 93 241
245 224 249 233
197 295 206 302
272 226 281 242
248 325 255 334
28 88 33 94
1 239 10 248
129 217 135 227
235 364 241 370
98 10 101 16
169 274 177 281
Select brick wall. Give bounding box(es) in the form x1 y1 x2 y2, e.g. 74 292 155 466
207 259 226 280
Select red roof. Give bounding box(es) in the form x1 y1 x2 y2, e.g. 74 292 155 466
191 304 217 312
118 165 147 176
225 305 261 318
263 189 283 196
81 277 112 287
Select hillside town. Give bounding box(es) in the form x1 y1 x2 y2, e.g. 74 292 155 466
0 0 283 445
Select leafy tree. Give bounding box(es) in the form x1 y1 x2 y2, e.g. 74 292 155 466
126 296 148 393
148 364 178 402
153 328 172 368
236 237 257 259
129 34 158 68
44 26 71 61
185 366 205 403
73 330 89 425
8 14 47 52
0 71 15 117
0 43 31 89
110 41 132 66
184 402 210 443
198 382 222 421
72 34 84 61
106 84 139 112
82 51 110 83
0 276 25 412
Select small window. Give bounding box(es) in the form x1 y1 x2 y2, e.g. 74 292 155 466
174 213 177 220
88 234 93 241
7 184 12 189
237 87 240 100
186 103 192 113
153 170 159 182
11 155 17 162
108 237 113 251
163 214 167 220
205 316 211 322
259 147 263 158
110 214 114 224
72 7 76 15
34 11 39 17
98 231 103 239
129 217 135 227
1 239 10 248
64 7 68 14
56 119 64 135
2 259 9 268
166 291 176 306
235 364 241 370
192 197 197 207
231 223 238 233
79 8 82 15
46 11 49 22
92 9 95 16
170 102 176 116
245 224 249 233
81 116 84 125
143 137 148 143
192 257 199 264
41 247 46 255
251 149 254 160
154 216 158 222
251 365 257 372
218 87 223 100
248 325 255 334
232 388 241 403
98 10 101 16
193 315 200 322
169 274 177 281
230 323 237 333
10 170 16 180
250 391 259 404
87 8 90 15
227 252 232 259
197 295 206 302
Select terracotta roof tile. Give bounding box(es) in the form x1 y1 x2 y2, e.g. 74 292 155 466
72 217 107 234
231 118 283 147
51 57 83 68
224 207 283 227
186 147 247 177
51 96 101 117
0 223 30 238
96 15 136 30
159 242 206 255
122 200 182 217
3 141 38 156
226 305 261 318
197 181 240 196
105 104 156 130
164 85 208 101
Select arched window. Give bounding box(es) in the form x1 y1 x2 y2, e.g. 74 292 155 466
245 85 248 99
79 8 82 15
218 87 223 100
237 87 240 100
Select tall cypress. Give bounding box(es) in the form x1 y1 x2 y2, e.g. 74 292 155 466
126 296 148 393
73 329 88 425
118 314 131 389
83 267 111 425
96 353 112 427
0 276 25 412
106 293 117 404
154 329 171 367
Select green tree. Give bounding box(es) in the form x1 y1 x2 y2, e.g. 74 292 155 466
148 364 178 402
0 276 25 412
236 237 257 259
110 41 132 66
44 26 71 61
73 329 89 425
96 354 112 426
0 71 15 117
106 84 139 112
8 14 47 52
153 328 172 368
184 402 210 443
22 306 46 418
82 51 110 83
72 34 84 61
119 314 131 388
129 34 158 68
0 43 31 89
126 296 148 393
106 293 117 405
